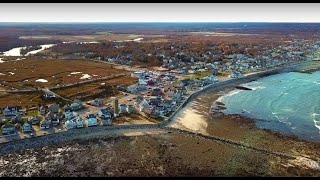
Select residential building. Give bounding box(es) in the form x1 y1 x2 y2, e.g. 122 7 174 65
10 114 23 124
65 119 77 130
22 122 33 133
3 107 18 117
98 108 114 119
1 124 15 135
101 116 112 126
76 116 84 128
30 116 40 125
126 105 135 114
48 103 60 113
65 111 76 122
69 99 83 111
38 106 46 116
88 98 104 107
86 114 98 127
119 104 127 114
40 119 51 129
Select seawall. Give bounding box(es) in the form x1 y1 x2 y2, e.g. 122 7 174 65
0 124 160 156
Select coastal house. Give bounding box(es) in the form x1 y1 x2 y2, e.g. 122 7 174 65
151 88 163 96
10 114 23 124
65 111 76 122
131 71 146 79
173 92 183 103
38 106 46 116
86 114 98 127
48 103 60 113
98 108 114 119
126 105 135 114
22 122 33 133
40 119 51 129
127 84 147 94
65 119 77 130
1 124 15 135
3 107 18 117
147 79 155 86
163 99 174 112
76 116 84 128
51 113 61 126
101 115 112 126
135 96 144 104
137 84 147 91
203 75 218 84
163 85 176 98
30 116 40 125
45 111 63 126
69 99 83 111
143 107 160 119
138 99 150 112
148 97 162 106
229 71 244 78
88 98 104 107
127 84 138 94
138 79 148 86
119 104 128 114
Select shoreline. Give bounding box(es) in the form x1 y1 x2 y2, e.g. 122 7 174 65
0 60 315 155
167 60 320 162
165 60 304 127
211 68 320 144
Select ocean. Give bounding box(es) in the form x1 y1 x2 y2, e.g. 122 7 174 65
219 71 320 142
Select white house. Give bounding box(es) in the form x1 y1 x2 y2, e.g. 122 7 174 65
76 116 84 128
86 114 98 127
3 107 18 117
65 119 77 130
22 122 33 133
65 111 76 122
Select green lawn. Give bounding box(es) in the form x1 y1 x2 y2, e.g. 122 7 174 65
27 111 39 117
189 71 211 80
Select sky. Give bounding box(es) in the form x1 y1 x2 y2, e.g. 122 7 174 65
0 3 320 23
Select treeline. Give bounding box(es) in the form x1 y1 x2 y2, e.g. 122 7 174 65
49 36 276 65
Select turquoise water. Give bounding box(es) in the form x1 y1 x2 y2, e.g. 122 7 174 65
220 71 320 142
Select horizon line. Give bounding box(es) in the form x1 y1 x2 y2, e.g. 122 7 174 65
1 22 320 24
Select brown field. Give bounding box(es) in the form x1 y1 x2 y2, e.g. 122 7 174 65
0 92 43 108
0 59 125 90
53 75 137 100
0 75 137 108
